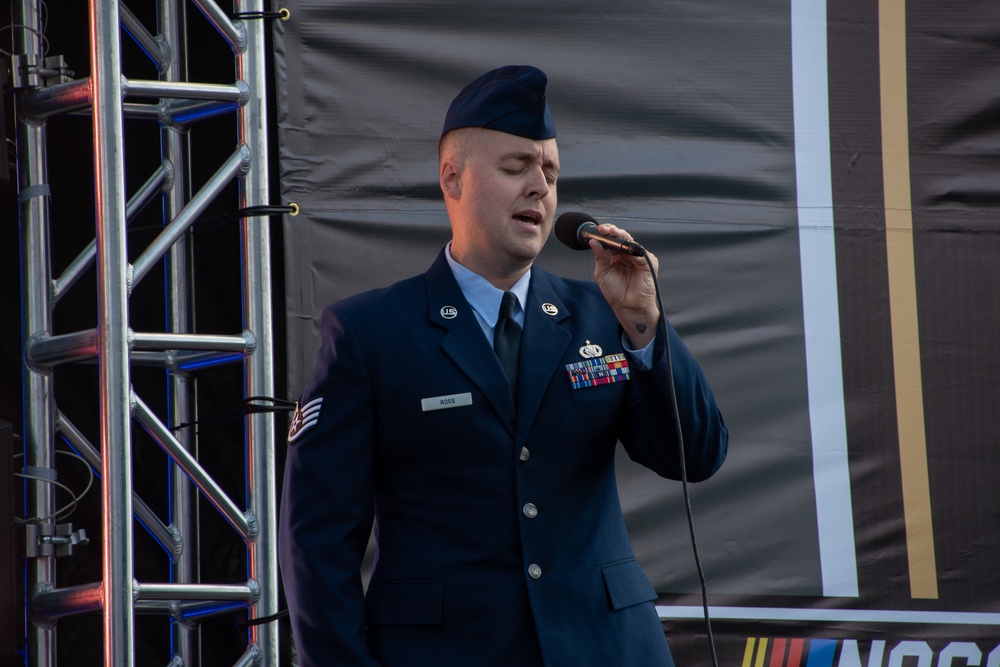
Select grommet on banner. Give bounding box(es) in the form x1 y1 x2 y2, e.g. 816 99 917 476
234 8 290 21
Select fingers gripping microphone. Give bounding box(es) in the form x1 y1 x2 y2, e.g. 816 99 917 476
554 212 646 257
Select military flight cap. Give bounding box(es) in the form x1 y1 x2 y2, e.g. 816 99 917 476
441 65 557 140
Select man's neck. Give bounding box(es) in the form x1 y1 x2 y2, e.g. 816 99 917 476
447 243 531 291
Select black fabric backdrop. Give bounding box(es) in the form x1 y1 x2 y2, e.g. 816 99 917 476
273 0 1000 663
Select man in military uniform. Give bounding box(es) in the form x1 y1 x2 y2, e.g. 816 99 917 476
279 65 728 667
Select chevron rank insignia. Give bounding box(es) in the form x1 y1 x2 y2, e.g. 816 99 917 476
287 396 323 443
565 353 631 389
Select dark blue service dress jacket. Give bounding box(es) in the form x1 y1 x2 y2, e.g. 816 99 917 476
279 249 728 667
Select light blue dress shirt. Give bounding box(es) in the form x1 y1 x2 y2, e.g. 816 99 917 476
444 243 654 368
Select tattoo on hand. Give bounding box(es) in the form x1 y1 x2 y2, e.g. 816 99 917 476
635 323 648 334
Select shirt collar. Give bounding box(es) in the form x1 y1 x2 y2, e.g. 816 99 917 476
445 242 531 327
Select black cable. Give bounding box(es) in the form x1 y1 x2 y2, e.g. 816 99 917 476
128 203 298 235
189 204 299 232
172 395 295 434
237 608 289 631
638 248 720 667
241 395 297 416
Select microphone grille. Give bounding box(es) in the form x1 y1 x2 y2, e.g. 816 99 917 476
554 211 597 251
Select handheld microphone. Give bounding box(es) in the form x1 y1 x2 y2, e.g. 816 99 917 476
554 211 646 257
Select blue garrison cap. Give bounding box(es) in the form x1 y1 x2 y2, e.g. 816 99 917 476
441 65 556 140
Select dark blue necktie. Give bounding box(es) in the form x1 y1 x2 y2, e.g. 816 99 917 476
494 291 522 400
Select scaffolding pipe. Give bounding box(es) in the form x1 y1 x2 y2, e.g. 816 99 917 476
131 144 249 286
26 329 251 369
25 330 98 369
158 12 198 662
124 77 247 103
19 78 92 120
189 0 246 52
175 600 247 621
124 102 168 120
119 3 168 73
14 0 58 662
27 579 258 621
54 159 172 302
236 1 280 661
55 411 182 559
233 645 263 667
166 98 241 125
131 330 255 353
31 582 104 622
90 0 136 662
137 581 259 603
133 392 257 542
129 349 246 372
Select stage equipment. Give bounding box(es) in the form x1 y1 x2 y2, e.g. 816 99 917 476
11 1 284 665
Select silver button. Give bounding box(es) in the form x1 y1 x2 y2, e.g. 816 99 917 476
528 563 542 579
522 502 538 519
519 446 530 462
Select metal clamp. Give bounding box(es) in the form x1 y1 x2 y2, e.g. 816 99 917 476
26 523 90 558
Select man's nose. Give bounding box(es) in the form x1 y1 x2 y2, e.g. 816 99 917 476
525 167 549 199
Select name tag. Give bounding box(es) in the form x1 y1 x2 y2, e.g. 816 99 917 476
421 392 473 412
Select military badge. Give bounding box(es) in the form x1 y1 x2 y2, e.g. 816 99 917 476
287 396 323 443
578 340 603 359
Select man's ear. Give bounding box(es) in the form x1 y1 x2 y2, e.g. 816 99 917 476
440 159 462 201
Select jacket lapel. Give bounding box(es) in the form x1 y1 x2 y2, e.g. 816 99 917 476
424 251 516 428
515 269 572 444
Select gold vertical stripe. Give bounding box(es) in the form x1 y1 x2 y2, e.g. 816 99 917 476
743 638 757 667
755 638 769 667
878 0 939 599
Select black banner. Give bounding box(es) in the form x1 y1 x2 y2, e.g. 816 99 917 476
273 0 1000 661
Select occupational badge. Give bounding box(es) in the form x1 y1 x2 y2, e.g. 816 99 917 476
578 340 603 359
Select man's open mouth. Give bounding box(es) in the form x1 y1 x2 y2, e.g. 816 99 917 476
514 211 541 224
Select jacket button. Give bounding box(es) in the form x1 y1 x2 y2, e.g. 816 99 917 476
528 563 542 579
522 502 538 519
519 446 530 462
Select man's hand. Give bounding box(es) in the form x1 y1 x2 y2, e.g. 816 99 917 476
590 223 660 349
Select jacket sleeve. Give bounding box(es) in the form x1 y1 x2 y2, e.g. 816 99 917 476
278 305 381 667
620 316 729 482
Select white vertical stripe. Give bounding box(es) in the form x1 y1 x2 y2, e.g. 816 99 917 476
791 0 859 597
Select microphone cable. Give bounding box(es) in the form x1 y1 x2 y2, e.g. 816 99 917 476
634 246 720 667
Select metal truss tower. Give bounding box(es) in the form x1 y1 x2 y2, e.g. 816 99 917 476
11 0 280 664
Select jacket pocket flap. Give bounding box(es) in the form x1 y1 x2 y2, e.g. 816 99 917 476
601 559 657 610
365 580 444 626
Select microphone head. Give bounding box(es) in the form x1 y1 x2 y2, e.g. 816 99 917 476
554 211 598 251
